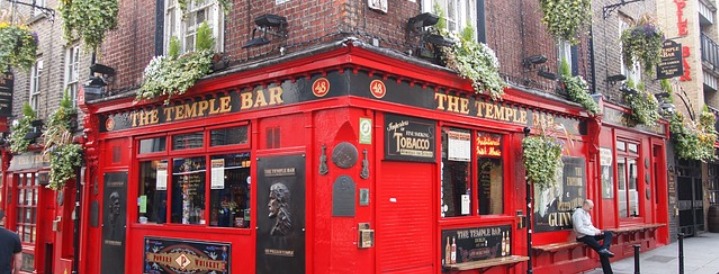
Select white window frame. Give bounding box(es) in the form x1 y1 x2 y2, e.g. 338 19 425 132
29 60 43 111
422 0 477 38
620 20 642 83
64 46 80 108
558 39 572 73
32 0 46 17
164 0 224 55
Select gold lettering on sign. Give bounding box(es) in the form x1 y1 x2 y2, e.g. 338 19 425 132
434 93 469 114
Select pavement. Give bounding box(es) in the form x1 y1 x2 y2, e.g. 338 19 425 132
585 232 719 274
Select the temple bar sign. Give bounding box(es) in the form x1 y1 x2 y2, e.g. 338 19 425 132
657 40 683 80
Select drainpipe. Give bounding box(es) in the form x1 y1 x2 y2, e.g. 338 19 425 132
524 127 533 274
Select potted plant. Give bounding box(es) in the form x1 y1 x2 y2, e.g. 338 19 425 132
558 59 600 115
622 80 660 126
43 92 82 190
136 22 215 104
539 0 592 44
59 0 118 51
621 16 664 73
9 103 37 154
670 108 717 162
0 22 37 70
522 128 564 190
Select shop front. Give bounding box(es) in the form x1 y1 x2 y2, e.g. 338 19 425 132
77 42 667 274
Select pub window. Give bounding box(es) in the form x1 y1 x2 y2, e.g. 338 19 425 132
16 173 38 243
171 157 207 224
209 153 251 227
210 126 249 146
476 132 503 215
139 137 166 154
616 141 640 217
172 131 204 150
441 128 471 217
138 160 168 224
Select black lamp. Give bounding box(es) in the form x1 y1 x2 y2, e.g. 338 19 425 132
243 14 288 49
606 74 627 86
407 12 439 33
83 75 108 101
406 12 454 61
522 55 548 68
537 66 557 80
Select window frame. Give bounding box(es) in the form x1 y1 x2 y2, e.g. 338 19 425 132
163 0 224 55
134 122 251 230
15 173 38 245
615 139 643 221
422 0 478 39
32 0 47 17
439 123 511 222
29 60 43 111
558 39 572 73
64 46 81 107
619 20 642 83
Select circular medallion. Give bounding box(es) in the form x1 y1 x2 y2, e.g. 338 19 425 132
332 142 359 169
369 80 386 99
105 117 115 131
312 78 330 97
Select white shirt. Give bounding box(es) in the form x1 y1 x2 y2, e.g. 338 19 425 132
572 207 601 238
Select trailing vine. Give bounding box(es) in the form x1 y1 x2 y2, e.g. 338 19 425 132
559 59 600 115
59 0 119 51
522 134 563 190
43 92 82 190
9 103 36 154
136 22 215 104
670 107 717 162
623 80 660 126
539 0 592 44
0 23 37 70
621 16 664 73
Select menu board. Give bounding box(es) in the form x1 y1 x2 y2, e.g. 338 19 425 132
440 225 512 266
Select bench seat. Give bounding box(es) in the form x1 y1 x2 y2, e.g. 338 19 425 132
605 223 664 234
445 255 529 271
532 241 582 252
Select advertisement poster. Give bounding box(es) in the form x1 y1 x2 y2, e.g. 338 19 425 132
448 129 471 162
384 113 436 162
533 157 587 232
256 154 306 274
600 148 614 199
440 225 512 266
156 162 167 190
143 237 230 274
211 159 225 189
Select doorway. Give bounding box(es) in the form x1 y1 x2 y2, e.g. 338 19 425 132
676 160 703 236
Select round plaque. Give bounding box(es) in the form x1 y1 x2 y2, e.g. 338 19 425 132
332 142 359 169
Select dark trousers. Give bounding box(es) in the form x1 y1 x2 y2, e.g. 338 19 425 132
578 231 613 274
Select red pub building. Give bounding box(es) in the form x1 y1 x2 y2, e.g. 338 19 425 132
1 0 671 274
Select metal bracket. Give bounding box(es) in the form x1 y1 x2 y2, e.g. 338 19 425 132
603 0 644 20
6 0 55 21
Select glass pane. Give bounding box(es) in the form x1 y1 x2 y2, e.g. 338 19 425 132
476 132 503 215
629 159 639 217
172 132 204 150
139 137 166 154
209 153 251 227
628 143 638 154
171 157 206 224
441 128 471 217
210 126 249 146
617 158 628 217
616 141 626 152
139 160 167 224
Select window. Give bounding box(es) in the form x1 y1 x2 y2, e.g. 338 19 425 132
616 140 640 217
32 0 46 17
422 0 478 37
558 39 572 72
620 20 641 83
16 173 38 244
441 127 505 218
164 0 224 54
29 60 43 111
136 125 251 228
65 46 80 107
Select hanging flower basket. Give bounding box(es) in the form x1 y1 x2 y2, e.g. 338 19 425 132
623 86 660 126
621 17 664 73
522 135 563 190
0 23 37 70
670 109 717 162
539 0 592 44
558 59 600 115
43 92 82 190
9 103 37 154
59 0 118 51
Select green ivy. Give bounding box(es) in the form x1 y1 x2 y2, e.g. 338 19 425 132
522 135 563 190
559 59 600 115
43 92 81 190
137 22 215 104
59 0 118 51
539 0 592 44
621 18 664 73
0 23 37 70
670 109 717 162
623 84 660 126
9 103 36 154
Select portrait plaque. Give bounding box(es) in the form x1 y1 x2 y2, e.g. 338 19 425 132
332 142 359 169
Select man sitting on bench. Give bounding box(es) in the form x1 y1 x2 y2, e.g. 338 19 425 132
573 199 614 274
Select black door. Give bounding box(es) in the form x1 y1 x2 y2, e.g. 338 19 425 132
101 172 127 274
677 161 703 236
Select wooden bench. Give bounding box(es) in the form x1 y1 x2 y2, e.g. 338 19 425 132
445 255 529 271
605 223 664 234
532 241 582 253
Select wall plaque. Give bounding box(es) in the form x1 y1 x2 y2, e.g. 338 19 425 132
333 175 356 216
144 237 231 273
332 142 358 169
440 225 512 266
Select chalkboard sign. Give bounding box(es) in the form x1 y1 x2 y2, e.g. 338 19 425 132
533 157 586 232
440 225 512 266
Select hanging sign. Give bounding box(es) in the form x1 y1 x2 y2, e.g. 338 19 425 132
384 114 436 162
657 40 683 79
0 71 13 117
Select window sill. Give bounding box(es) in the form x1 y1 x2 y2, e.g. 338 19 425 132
131 223 253 235
439 215 515 227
